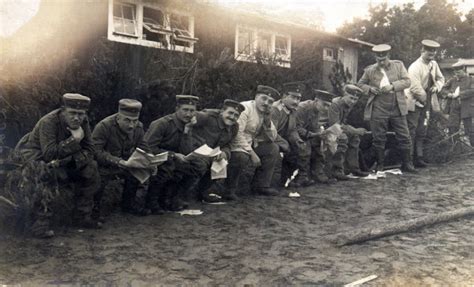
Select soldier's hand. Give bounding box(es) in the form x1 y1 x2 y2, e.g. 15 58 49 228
430 86 438 94
215 152 227 161
67 126 84 142
380 84 393 93
184 116 197 134
355 127 368 136
174 153 188 163
249 150 261 167
370 87 381 96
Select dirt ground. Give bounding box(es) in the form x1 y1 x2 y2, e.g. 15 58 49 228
0 156 473 286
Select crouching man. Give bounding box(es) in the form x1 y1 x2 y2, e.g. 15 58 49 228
14 93 101 237
327 84 369 179
271 82 314 187
92 99 152 217
295 90 335 184
179 99 245 202
227 85 281 196
144 95 202 211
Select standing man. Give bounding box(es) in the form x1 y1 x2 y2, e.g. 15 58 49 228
327 84 369 178
144 95 201 211
180 99 245 201
406 40 445 167
92 99 154 217
295 90 335 183
271 82 314 187
442 64 474 146
228 85 280 196
357 44 416 172
15 93 101 237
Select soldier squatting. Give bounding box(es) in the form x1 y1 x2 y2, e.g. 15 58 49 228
12 40 474 238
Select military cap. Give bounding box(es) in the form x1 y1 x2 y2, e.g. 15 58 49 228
372 44 391 54
421 39 440 49
62 93 91 110
313 89 336 102
118 98 142 118
256 85 280 99
176 95 199 106
344 84 363 96
223 99 245 113
282 82 305 96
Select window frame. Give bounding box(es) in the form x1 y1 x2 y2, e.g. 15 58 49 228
323 47 337 62
234 25 292 68
108 0 198 53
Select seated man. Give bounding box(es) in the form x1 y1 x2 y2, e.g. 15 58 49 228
327 85 369 179
92 99 153 217
271 82 314 187
179 99 245 202
14 93 101 237
144 95 202 211
295 90 336 184
228 85 281 196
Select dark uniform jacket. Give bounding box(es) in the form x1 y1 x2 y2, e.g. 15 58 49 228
144 113 186 155
444 75 474 119
180 109 238 159
17 108 94 165
295 100 322 140
92 113 147 167
358 60 411 121
271 100 301 146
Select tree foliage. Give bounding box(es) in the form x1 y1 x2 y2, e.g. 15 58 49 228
338 0 474 71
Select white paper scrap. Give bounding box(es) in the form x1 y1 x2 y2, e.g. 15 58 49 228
177 209 203 216
288 192 300 198
384 168 403 175
344 274 378 287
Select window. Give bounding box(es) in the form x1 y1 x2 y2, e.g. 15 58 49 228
323 48 336 61
108 0 198 53
235 25 291 68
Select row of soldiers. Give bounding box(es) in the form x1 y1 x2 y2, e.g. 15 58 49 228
14 39 474 238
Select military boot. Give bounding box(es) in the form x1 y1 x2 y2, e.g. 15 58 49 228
375 147 385 172
401 149 417 173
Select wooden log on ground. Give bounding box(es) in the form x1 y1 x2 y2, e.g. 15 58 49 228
333 206 474 246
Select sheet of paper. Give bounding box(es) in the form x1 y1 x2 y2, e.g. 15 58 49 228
453 86 460 98
128 168 151 184
177 209 203 216
211 159 228 179
149 151 168 165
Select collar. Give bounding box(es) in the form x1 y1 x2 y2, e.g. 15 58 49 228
275 100 291 114
171 113 185 132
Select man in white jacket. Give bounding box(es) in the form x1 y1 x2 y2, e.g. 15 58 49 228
405 39 445 167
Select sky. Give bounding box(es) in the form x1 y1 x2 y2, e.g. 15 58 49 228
0 0 472 37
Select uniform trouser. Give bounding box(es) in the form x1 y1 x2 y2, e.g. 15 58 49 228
406 106 428 158
281 141 311 183
61 160 100 221
148 157 209 204
95 168 147 212
329 132 361 173
226 141 279 190
450 116 474 146
370 116 412 150
299 136 327 178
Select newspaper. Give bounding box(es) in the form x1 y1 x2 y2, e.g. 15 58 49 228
125 148 168 184
211 158 228 179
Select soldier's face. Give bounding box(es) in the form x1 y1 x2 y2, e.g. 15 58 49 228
63 107 87 129
375 52 389 67
342 94 358 107
282 93 301 111
421 47 437 61
117 113 139 134
221 107 241 126
176 104 197 123
255 93 274 114
315 99 331 113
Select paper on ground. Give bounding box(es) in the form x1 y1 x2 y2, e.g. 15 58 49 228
177 209 203 216
211 159 228 179
288 192 300 198
344 274 378 287
384 168 402 175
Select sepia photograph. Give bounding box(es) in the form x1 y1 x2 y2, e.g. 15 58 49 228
0 0 473 285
